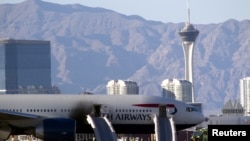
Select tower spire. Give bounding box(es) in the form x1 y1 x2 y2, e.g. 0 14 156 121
187 0 190 24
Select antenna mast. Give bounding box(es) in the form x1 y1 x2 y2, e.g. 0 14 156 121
187 0 190 24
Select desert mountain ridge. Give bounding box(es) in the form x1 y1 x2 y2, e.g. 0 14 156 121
1 0 250 116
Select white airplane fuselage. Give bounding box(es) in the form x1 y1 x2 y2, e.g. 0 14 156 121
0 94 204 137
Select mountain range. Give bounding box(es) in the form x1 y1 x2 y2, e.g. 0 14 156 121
1 0 250 116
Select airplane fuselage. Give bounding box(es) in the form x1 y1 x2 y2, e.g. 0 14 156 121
0 94 204 135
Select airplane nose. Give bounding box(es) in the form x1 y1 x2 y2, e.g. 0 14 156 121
196 113 205 124
190 112 205 125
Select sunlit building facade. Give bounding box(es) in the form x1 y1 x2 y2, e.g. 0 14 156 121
161 79 192 102
106 80 139 95
240 77 250 116
0 39 53 94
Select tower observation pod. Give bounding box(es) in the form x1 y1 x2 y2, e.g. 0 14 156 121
179 23 199 103
178 0 199 103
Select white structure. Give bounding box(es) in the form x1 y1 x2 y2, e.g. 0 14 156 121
240 77 250 116
178 1 199 103
106 80 139 95
161 79 192 102
200 100 248 128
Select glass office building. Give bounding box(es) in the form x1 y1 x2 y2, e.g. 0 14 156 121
0 39 52 94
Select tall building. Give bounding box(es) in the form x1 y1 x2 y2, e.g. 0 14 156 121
0 39 52 94
178 2 199 103
240 77 250 116
161 79 192 102
106 80 139 95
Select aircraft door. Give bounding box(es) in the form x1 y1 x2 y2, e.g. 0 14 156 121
92 104 110 118
93 104 101 117
159 104 167 118
166 104 177 118
158 104 176 118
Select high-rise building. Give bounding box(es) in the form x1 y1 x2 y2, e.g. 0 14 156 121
106 80 139 95
161 79 192 102
178 2 199 103
0 38 52 94
240 77 250 116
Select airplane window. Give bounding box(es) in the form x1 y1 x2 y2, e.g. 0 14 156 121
186 107 198 112
27 109 29 112
186 107 191 112
54 109 56 112
20 109 22 112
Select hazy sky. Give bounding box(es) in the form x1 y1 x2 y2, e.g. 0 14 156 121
1 0 250 24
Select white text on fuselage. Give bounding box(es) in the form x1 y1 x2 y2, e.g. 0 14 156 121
102 113 152 121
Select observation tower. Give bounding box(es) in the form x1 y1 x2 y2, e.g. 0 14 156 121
178 0 199 103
